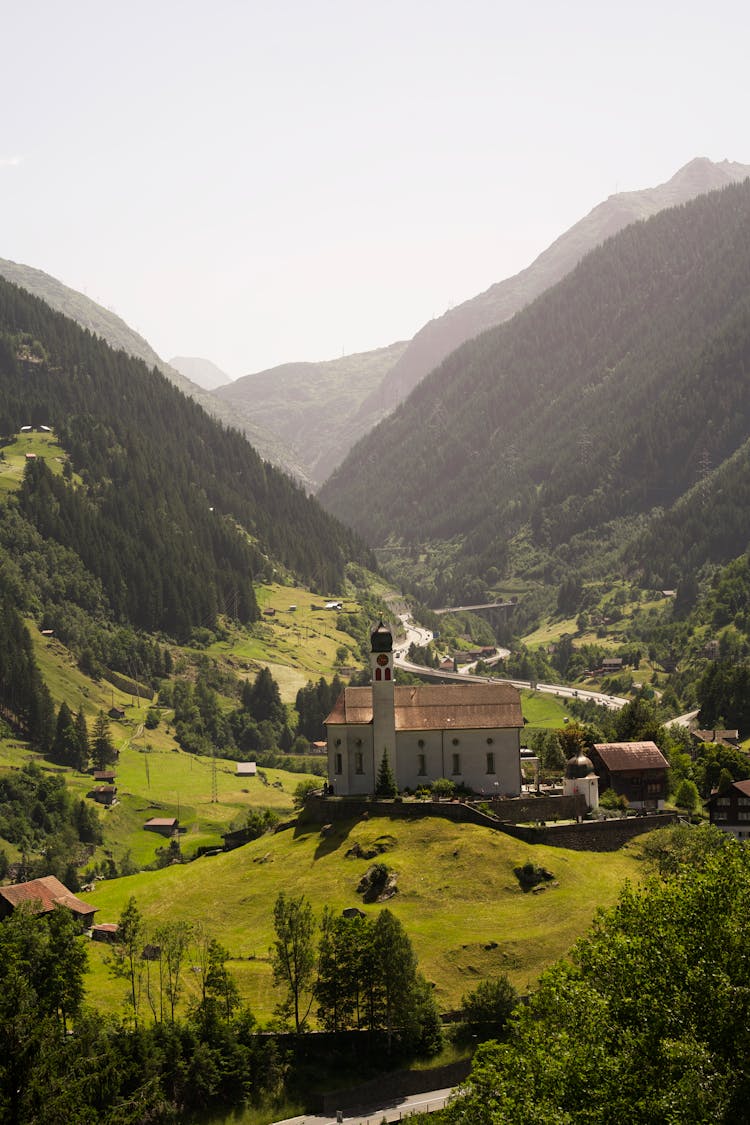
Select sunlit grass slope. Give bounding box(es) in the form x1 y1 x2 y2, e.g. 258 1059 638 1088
85 814 645 1022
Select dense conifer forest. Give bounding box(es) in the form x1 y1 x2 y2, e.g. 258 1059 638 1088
320 180 750 606
0 278 372 646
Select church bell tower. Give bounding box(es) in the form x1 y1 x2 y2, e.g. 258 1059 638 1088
370 621 396 780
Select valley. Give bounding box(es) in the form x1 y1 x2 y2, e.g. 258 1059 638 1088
2 161 750 1122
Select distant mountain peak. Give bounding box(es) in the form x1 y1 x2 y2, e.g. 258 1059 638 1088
169 356 232 391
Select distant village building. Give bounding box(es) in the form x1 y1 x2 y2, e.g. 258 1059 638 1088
325 622 524 796
236 762 257 776
692 729 740 749
0 876 97 929
590 741 669 810
706 779 750 839
89 784 117 806
143 816 179 836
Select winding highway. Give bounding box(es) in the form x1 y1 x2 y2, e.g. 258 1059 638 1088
396 614 627 711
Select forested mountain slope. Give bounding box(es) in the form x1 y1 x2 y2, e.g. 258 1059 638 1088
0 277 371 640
0 257 302 471
346 157 750 427
216 160 750 490
215 340 408 489
320 180 750 601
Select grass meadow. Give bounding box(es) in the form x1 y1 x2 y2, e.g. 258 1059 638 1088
83 813 645 1023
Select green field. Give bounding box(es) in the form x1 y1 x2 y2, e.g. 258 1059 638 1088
83 813 645 1023
205 583 363 696
0 430 69 493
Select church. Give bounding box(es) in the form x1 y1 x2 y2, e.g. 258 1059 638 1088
324 621 524 796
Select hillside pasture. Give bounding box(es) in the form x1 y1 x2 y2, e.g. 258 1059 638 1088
205 583 362 697
0 430 69 493
84 813 645 1023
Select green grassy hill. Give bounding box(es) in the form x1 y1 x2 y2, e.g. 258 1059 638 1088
84 812 644 1022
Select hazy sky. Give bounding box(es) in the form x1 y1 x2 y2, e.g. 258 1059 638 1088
2 0 748 378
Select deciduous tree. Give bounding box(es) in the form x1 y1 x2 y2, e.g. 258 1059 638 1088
271 892 315 1032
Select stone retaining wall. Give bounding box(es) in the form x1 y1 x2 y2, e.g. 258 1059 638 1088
301 795 677 851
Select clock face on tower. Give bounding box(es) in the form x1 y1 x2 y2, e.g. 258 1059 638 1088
376 653 389 667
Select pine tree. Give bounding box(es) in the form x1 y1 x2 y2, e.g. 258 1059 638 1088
52 701 77 766
375 748 398 797
73 709 90 772
91 711 116 770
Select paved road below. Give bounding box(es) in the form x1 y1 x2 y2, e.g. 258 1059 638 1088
271 1087 454 1125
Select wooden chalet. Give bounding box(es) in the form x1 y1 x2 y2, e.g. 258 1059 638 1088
91 922 119 943
143 816 179 837
692 729 741 749
706 779 750 839
0 875 97 929
590 741 669 810
89 784 117 806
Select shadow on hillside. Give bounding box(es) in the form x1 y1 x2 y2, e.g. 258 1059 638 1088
293 817 356 859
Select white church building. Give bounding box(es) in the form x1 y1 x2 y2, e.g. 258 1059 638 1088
325 621 524 796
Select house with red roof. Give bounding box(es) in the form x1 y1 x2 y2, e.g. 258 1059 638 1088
0 875 97 929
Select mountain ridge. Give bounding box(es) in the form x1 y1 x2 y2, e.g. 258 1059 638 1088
169 355 232 391
217 158 750 488
319 177 750 605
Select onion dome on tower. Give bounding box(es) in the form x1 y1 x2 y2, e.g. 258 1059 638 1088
563 746 599 811
565 749 596 780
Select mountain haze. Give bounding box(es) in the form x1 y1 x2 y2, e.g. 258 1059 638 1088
319 179 750 603
214 340 408 488
169 355 232 390
353 158 750 420
211 158 750 489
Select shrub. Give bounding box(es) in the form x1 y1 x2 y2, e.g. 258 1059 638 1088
431 777 456 799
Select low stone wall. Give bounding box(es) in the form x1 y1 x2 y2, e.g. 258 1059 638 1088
535 812 677 850
301 796 677 851
300 795 502 831
490 794 586 823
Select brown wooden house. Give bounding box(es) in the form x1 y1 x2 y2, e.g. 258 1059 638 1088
0 875 97 929
590 741 669 810
143 816 179 837
706 779 750 839
89 784 117 806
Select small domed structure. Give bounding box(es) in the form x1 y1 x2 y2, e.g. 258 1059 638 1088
563 748 599 810
565 750 595 780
